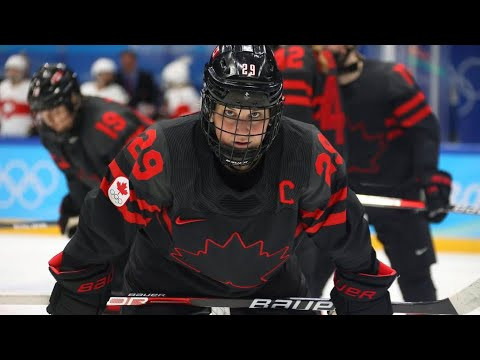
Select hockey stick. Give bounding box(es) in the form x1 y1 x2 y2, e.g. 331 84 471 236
4 278 478 314
105 277 480 314
357 194 480 215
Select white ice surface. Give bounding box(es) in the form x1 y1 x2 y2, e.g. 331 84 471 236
0 234 479 315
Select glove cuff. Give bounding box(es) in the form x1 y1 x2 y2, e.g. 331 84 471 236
333 261 397 302
48 252 113 294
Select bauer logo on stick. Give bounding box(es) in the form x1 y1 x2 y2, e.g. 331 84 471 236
108 176 130 207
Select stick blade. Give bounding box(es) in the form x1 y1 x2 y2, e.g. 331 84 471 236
449 278 480 315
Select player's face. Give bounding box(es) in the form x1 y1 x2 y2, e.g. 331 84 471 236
96 72 115 87
39 105 75 133
212 104 270 150
5 68 24 84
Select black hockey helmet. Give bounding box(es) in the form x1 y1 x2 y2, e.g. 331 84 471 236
28 63 81 112
201 45 284 169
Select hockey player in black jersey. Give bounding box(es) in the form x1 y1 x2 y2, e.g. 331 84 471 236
273 45 347 157
28 63 154 294
314 45 452 302
274 45 347 297
28 63 154 237
45 45 397 315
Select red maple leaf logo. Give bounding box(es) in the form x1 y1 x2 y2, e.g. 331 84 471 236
171 232 290 289
346 120 387 174
116 181 128 195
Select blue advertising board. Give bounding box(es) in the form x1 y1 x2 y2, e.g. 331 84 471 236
0 138 67 221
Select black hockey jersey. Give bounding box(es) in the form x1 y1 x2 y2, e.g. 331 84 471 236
61 114 375 298
274 46 347 158
340 60 441 198
39 96 153 215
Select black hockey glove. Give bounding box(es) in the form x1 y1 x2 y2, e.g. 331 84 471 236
59 195 79 237
330 260 397 315
423 170 452 223
47 252 112 315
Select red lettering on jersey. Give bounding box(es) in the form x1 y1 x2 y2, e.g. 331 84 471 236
317 133 342 163
127 129 156 159
127 129 163 180
315 153 336 187
315 133 344 187
95 111 127 139
279 180 295 205
313 75 345 146
274 46 305 71
133 149 163 180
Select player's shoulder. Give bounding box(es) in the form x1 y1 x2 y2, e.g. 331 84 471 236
130 113 199 154
281 116 320 147
282 115 318 134
155 113 199 134
360 59 393 79
81 96 127 117
282 116 340 161
78 97 135 151
370 60 417 88
82 96 146 130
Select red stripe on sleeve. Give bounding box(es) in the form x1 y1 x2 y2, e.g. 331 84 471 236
283 80 313 97
284 95 312 107
401 105 432 128
129 189 161 212
108 159 126 178
301 187 347 220
393 64 414 86
305 210 347 234
393 91 426 117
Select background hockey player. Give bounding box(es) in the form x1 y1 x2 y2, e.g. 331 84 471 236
80 57 130 105
316 45 452 302
159 55 200 119
0 54 34 137
45 45 397 315
27 63 154 293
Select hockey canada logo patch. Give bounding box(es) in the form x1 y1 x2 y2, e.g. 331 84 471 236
108 176 130 207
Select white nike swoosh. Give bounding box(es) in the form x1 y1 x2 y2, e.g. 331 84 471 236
415 247 428 256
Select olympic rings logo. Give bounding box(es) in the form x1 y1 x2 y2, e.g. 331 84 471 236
0 159 60 210
109 188 123 205
451 181 480 207
454 56 480 117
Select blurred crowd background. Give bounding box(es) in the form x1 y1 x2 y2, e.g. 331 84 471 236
0 45 479 143
0 44 479 246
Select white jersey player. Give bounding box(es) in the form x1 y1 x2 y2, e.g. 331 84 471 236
0 54 34 137
81 58 130 105
161 56 200 118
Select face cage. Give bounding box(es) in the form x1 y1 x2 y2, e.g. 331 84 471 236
201 94 282 169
